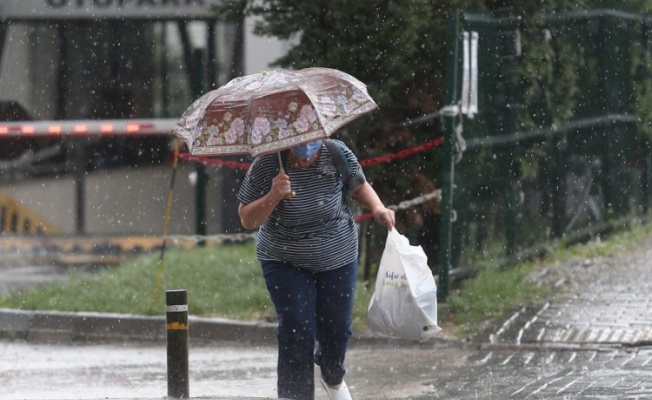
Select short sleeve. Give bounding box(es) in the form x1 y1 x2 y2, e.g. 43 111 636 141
332 140 366 196
237 155 276 205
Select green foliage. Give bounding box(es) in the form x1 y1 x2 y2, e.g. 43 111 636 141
516 28 580 131
1 244 275 320
446 262 545 335
352 283 374 333
554 217 652 259
241 0 450 119
630 24 652 140
0 243 376 333
587 0 652 12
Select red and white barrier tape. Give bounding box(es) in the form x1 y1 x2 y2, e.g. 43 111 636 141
177 137 444 169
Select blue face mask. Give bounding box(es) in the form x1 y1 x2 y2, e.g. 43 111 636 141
291 140 322 160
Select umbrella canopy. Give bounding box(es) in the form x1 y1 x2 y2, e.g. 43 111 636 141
173 67 377 157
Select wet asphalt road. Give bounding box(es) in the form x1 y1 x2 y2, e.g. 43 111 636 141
4 335 652 399
4 238 652 399
2 338 469 400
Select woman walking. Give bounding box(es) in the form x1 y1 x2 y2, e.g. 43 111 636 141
237 139 394 400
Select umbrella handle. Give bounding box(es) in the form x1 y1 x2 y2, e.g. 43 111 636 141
277 152 296 199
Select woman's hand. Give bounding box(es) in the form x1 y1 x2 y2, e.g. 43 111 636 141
352 182 395 231
372 206 395 231
270 169 293 202
239 169 293 230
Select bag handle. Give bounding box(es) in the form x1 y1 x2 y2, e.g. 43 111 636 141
387 227 410 248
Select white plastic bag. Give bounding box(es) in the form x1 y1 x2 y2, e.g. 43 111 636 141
367 228 441 340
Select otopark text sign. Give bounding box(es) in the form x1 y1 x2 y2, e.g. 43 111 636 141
0 0 215 20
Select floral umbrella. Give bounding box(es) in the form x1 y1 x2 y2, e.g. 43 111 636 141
173 67 377 157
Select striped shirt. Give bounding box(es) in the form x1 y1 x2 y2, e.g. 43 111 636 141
237 140 366 271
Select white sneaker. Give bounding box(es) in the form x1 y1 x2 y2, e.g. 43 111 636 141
319 377 352 400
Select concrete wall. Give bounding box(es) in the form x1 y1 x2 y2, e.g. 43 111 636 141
2 164 240 236
244 17 292 75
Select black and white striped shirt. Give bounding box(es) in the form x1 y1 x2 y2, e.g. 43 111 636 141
237 140 366 271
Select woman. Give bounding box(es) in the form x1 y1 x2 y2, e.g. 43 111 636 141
237 139 394 400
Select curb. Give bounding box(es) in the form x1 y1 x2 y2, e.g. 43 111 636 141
0 308 278 345
0 308 457 349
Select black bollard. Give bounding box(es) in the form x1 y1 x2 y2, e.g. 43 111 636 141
166 289 189 398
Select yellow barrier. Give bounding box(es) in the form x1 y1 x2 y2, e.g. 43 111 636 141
0 193 61 235
0 235 213 254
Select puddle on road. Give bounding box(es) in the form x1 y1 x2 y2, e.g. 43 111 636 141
0 341 278 399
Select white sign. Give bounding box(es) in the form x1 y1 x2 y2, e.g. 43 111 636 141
460 30 479 118
0 0 218 20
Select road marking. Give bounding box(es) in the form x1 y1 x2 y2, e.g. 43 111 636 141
587 351 597 362
609 377 624 388
620 353 637 367
511 380 536 397
577 377 604 395
567 352 577 364
556 377 582 394
476 351 493 365
529 376 565 396
626 380 644 391
493 309 523 343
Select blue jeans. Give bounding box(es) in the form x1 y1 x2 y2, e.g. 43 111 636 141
261 259 357 400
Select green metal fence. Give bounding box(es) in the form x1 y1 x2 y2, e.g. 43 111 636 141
438 9 652 300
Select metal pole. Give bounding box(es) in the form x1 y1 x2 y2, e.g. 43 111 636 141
643 139 651 215
551 137 567 238
438 12 461 302
192 49 208 244
166 289 189 398
503 47 519 256
73 142 86 234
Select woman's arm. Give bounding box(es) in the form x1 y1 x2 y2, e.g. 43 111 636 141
351 182 395 230
238 169 292 230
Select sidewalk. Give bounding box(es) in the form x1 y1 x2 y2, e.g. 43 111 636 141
484 237 652 349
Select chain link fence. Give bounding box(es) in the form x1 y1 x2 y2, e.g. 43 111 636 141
441 9 652 288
